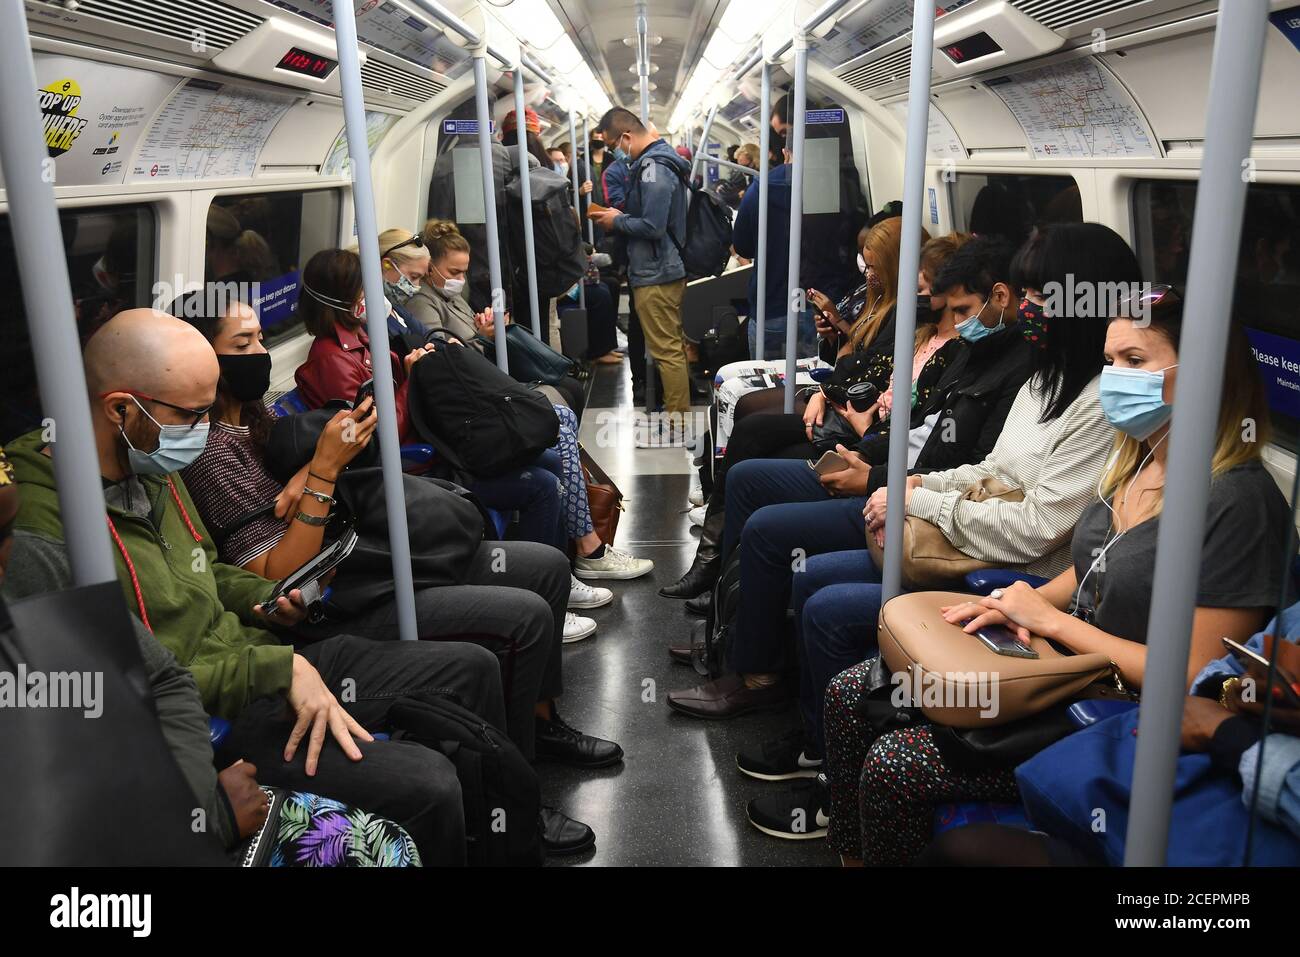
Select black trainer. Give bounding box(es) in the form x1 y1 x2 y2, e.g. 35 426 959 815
736 728 824 781
746 774 830 841
535 710 625 769
540 807 595 856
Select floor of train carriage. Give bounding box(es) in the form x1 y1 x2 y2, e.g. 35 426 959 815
545 352 835 867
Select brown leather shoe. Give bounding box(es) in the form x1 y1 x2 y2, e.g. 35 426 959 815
594 351 624 365
668 642 694 665
666 674 790 719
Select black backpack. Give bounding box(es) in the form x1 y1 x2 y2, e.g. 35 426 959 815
695 551 742 678
407 340 560 479
388 694 543 867
650 157 734 281
505 163 588 299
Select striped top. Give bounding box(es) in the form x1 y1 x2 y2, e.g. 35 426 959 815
181 422 288 569
906 374 1115 577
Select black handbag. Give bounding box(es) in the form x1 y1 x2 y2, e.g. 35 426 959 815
0 583 227 865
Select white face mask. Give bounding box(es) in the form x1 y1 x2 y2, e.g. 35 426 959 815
856 253 868 276
555 161 569 178
432 262 466 298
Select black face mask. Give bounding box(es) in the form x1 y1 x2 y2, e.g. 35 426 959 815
217 352 272 403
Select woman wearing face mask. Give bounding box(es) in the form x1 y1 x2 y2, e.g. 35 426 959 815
172 288 627 801
728 224 1143 837
385 226 655 585
827 289 1290 867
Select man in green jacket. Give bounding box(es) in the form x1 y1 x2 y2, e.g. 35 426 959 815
8 309 506 865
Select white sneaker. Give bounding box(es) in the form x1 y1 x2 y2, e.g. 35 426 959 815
633 418 689 448
688 485 705 508
688 505 706 526
568 574 613 609
574 544 655 580
563 612 598 643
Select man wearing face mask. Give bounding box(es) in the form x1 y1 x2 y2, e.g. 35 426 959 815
5 308 510 865
590 107 693 440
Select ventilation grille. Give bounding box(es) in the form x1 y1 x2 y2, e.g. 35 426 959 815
839 47 913 92
62 0 263 52
1008 0 1156 31
360 58 444 102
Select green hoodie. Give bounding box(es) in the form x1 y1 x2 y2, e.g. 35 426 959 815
8 430 292 719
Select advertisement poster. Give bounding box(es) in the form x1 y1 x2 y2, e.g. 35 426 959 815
8 54 180 188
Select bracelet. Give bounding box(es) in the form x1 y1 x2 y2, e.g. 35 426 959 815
307 470 337 485
293 510 334 527
301 486 336 506
1220 676 1241 710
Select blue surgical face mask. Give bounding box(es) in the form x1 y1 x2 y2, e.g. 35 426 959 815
1099 364 1178 440
612 146 629 164
555 161 569 178
121 396 209 475
955 299 1004 342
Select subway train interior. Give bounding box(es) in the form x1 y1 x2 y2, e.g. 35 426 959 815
2 0 1300 886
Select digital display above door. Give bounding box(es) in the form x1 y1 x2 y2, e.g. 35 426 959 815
941 31 1003 65
275 46 338 79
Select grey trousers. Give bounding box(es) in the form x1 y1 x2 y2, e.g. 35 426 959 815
304 539 568 760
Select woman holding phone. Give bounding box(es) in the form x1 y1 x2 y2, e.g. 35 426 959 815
808 290 1290 865
173 286 625 854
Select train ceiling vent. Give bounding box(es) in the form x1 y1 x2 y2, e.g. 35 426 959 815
839 47 913 93
1007 0 1157 32
360 58 444 103
62 0 263 53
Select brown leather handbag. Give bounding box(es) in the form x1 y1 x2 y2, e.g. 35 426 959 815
877 591 1127 728
579 445 624 546
867 478 1026 589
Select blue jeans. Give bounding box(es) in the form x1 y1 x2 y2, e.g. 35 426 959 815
729 485 873 677
467 450 565 550
793 550 883 755
722 458 843 562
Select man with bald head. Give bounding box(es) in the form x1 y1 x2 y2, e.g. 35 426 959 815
6 308 508 866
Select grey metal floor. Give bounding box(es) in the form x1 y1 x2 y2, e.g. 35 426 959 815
540 357 836 867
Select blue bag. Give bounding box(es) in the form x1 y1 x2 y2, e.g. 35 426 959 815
1016 707 1300 866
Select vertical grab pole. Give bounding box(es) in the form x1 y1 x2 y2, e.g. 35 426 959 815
692 104 719 184
755 60 772 361
330 0 419 640
472 53 509 370
783 32 808 413
512 64 542 338
568 109 587 312
636 0 651 125
0 5 116 586
1125 2 1271 866
582 114 596 246
879 1 936 604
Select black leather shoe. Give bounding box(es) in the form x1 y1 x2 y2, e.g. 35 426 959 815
659 555 720 600
540 806 595 856
535 711 625 769
685 592 711 617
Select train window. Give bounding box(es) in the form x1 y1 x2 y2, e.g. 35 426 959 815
951 173 1082 246
1133 180 1300 451
205 189 342 347
0 203 156 443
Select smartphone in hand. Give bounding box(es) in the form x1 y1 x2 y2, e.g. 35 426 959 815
809 450 849 475
352 378 374 410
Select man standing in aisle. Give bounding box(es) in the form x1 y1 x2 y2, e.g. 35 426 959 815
590 107 692 447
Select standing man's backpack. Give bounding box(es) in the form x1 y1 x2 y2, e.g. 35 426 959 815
389 694 544 867
407 340 560 479
505 164 588 298
649 157 734 281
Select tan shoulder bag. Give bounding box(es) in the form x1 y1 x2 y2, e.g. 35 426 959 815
877 591 1128 728
867 479 1026 589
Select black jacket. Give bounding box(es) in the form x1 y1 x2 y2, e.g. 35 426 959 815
858 327 1034 493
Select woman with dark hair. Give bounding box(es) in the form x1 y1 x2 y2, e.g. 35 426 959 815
730 222 1143 840
173 284 626 856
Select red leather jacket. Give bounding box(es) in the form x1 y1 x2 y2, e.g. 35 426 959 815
294 321 412 440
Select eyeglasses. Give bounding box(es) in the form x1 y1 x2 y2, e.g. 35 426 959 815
102 390 213 429
1115 282 1181 319
381 234 425 260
